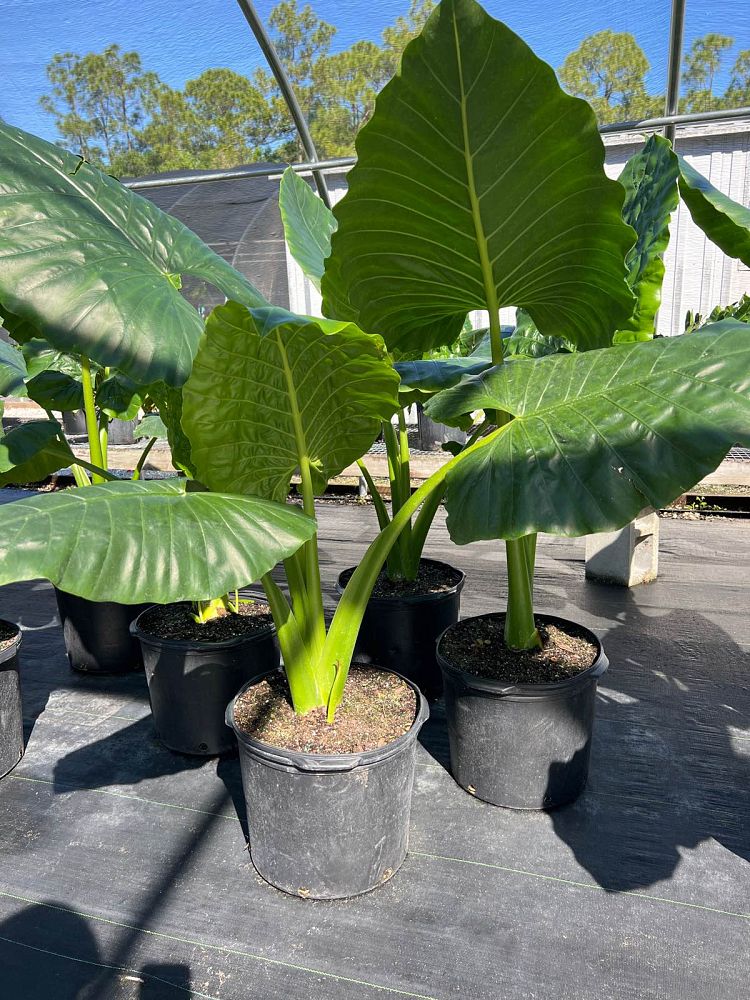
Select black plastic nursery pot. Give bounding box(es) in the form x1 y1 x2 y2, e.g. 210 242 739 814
132 610 280 756
336 559 465 700
0 621 24 779
54 588 150 675
437 613 609 810
226 669 429 899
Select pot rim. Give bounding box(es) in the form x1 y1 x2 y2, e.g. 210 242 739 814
0 619 22 666
131 604 276 651
436 612 608 697
226 666 430 773
336 557 465 606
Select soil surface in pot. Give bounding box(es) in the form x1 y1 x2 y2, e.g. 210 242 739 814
441 616 597 684
234 667 417 754
339 559 462 598
138 601 273 642
0 620 19 653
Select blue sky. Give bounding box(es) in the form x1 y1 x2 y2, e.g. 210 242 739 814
3 0 748 143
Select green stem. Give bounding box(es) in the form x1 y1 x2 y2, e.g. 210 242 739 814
99 418 109 472
321 425 506 720
383 419 403 515
405 479 446 578
70 464 91 488
356 459 391 532
504 534 541 650
98 367 110 471
275 332 329 693
80 356 106 483
397 408 415 577
132 437 157 481
383 418 410 579
262 572 322 713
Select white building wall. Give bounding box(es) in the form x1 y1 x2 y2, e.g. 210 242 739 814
286 123 750 338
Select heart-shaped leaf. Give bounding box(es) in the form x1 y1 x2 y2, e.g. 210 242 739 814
395 355 492 403
26 370 84 412
0 419 76 486
279 168 337 291
145 384 194 476
321 0 634 352
19 340 84 380
0 480 316 603
182 303 400 500
426 321 750 540
97 373 142 420
0 122 268 386
615 135 680 343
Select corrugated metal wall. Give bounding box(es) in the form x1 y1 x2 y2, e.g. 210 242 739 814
286 124 750 338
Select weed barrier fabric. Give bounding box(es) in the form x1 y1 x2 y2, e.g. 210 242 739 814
0 493 748 999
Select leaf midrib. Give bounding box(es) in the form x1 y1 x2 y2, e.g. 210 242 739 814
451 6 501 357
467 342 745 421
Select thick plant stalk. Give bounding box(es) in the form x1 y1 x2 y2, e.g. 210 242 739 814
80 355 106 484
321 425 505 720
504 534 542 650
276 332 328 678
262 572 323 714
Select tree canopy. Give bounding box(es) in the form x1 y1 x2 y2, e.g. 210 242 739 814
37 4 749 176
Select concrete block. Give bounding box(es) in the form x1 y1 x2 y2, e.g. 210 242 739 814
585 508 659 587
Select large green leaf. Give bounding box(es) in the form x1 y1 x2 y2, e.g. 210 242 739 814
426 321 750 541
0 122 267 386
26 370 84 412
145 383 194 476
0 338 27 396
615 135 680 343
0 419 76 486
503 310 572 359
19 339 84 380
182 303 400 500
321 0 634 352
96 373 142 420
396 311 569 404
395 355 492 403
279 168 337 291
678 157 750 267
0 307 40 345
0 480 316 603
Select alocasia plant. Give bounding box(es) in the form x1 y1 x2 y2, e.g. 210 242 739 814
1 0 749 713
318 0 750 652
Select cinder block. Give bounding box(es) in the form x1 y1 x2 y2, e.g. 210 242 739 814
585 509 659 587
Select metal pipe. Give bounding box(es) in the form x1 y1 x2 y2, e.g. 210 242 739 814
123 107 750 192
664 0 687 145
234 0 330 207
599 105 750 134
125 158 353 191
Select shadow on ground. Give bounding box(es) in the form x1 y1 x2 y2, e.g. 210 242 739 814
548 591 750 891
0 901 195 998
420 585 750 894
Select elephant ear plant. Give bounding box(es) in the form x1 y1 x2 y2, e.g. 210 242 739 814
0 121 324 689
319 0 750 809
279 167 480 697
279 166 452 584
